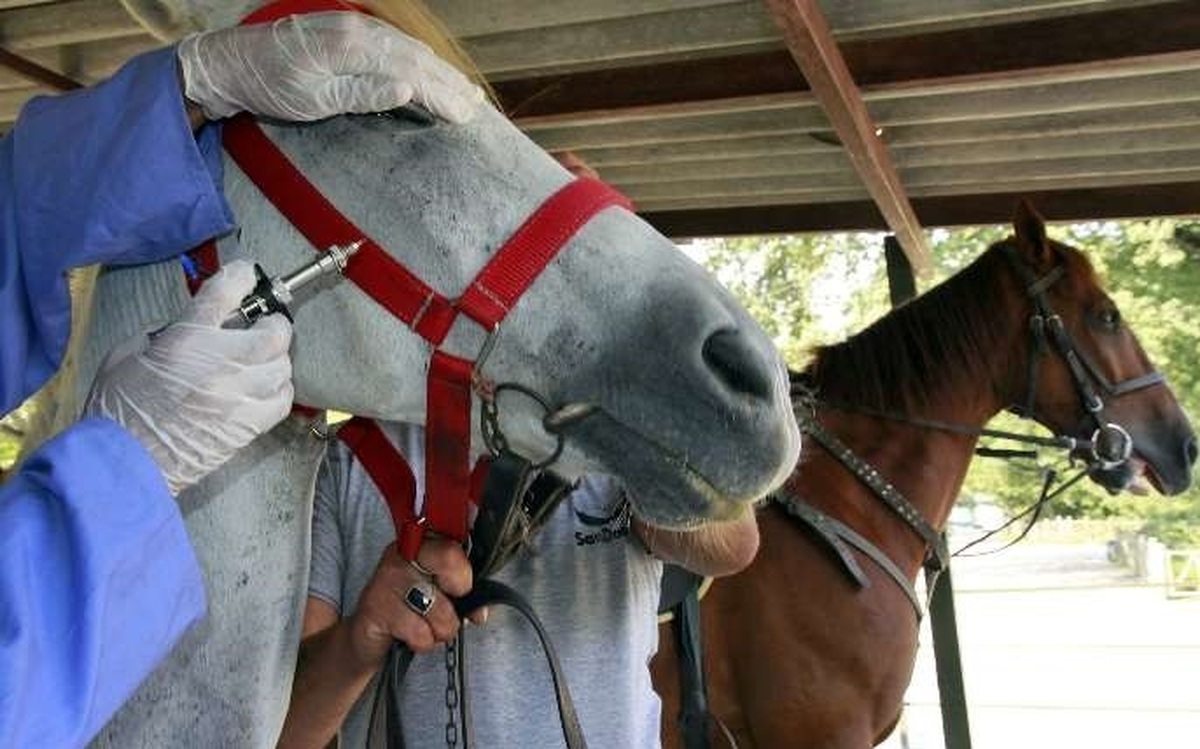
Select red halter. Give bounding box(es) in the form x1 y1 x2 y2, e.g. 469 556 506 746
210 0 632 554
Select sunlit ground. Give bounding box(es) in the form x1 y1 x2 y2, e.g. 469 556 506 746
879 541 1200 749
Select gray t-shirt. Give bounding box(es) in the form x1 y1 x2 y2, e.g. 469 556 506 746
310 422 664 748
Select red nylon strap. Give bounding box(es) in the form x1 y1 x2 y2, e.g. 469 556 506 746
457 178 632 328
184 240 220 295
241 0 369 24
423 352 474 542
221 116 459 344
336 417 424 558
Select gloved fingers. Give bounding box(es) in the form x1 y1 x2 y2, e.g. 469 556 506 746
148 318 292 369
324 74 483 124
407 74 485 125
299 13 484 122
186 259 258 327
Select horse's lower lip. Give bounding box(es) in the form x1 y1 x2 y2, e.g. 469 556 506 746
599 412 750 510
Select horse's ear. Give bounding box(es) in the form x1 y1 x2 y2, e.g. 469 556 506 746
1012 199 1053 266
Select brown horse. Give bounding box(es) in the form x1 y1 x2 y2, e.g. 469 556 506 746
652 203 1197 749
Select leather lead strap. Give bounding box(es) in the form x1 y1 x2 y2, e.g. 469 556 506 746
367 581 588 749
675 589 711 749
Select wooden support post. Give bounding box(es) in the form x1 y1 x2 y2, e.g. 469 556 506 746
929 563 972 749
885 234 972 749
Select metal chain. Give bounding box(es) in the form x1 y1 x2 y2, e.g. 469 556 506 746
444 638 459 748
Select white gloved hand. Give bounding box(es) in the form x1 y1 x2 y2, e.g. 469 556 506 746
177 11 484 123
85 260 294 495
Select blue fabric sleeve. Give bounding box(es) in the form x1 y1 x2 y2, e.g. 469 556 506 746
0 45 234 413
0 417 205 748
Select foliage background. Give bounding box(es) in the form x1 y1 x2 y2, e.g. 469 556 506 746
690 218 1200 547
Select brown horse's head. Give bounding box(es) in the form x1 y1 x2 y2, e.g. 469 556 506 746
999 201 1196 496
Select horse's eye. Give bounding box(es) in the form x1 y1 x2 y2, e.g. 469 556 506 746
1096 307 1122 331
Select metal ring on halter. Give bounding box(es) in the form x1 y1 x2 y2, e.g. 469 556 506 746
480 382 566 470
403 581 437 618
1090 422 1134 470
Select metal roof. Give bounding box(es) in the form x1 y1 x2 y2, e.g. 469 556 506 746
3 0 1198 257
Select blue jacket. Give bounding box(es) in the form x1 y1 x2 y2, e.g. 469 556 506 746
0 47 234 746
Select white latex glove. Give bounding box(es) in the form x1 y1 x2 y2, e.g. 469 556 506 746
176 11 484 122
84 260 294 495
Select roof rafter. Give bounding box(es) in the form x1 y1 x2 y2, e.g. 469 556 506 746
762 0 930 270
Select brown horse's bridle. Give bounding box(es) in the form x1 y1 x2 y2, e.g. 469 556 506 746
1003 243 1166 470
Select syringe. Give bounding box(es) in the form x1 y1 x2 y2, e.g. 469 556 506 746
222 240 364 329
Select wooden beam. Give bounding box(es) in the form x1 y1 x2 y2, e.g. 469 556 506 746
763 0 930 270
0 45 79 90
640 182 1200 237
494 1 1200 119
0 0 144 50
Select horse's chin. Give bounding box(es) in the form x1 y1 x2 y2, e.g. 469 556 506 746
1087 456 1161 496
629 472 754 530
566 414 786 529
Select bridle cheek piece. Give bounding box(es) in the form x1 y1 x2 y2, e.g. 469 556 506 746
1005 245 1164 472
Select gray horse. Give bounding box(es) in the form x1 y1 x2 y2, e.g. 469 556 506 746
44 0 800 744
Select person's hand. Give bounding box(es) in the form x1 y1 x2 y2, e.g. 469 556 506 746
346 539 479 662
176 11 484 123
84 260 294 495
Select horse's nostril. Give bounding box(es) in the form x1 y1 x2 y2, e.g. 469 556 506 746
1185 436 1198 467
702 328 774 400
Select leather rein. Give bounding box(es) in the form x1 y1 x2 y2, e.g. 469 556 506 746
781 244 1166 619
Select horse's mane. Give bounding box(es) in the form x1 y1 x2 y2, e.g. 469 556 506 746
802 240 1018 414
